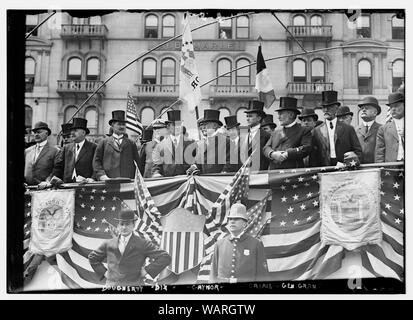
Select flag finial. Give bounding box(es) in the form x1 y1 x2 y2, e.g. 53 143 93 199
257 35 263 45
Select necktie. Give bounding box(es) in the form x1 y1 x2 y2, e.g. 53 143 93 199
247 130 253 156
329 121 334 130
77 144 80 151
75 144 80 161
119 237 127 254
34 145 41 162
363 125 369 135
114 138 122 148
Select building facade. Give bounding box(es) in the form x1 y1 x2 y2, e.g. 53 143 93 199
25 10 404 142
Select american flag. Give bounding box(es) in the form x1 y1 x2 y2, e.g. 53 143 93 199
126 93 143 136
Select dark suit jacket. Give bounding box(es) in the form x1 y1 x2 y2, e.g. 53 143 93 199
24 141 60 185
93 136 140 180
138 140 159 178
310 121 362 167
152 135 196 177
53 140 97 182
223 137 243 173
210 233 268 283
88 233 171 286
195 133 231 174
262 123 312 170
356 121 382 164
240 128 271 172
375 120 403 163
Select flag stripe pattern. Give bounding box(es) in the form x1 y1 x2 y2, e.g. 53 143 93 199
126 93 143 135
255 45 276 109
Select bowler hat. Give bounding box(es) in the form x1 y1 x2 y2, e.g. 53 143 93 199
71 117 90 134
244 100 266 117
227 203 248 222
152 119 168 129
199 109 223 127
167 110 181 122
321 90 341 107
141 128 153 142
358 96 381 115
275 97 301 114
298 107 318 121
224 115 240 129
261 114 277 128
61 123 73 136
114 209 138 222
336 106 353 117
109 110 127 126
32 121 51 135
386 92 404 106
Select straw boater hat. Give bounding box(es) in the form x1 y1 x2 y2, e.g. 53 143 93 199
357 96 381 115
224 115 240 129
275 97 301 114
109 110 127 126
71 117 90 134
298 108 318 121
244 100 266 118
321 90 341 107
32 121 51 135
386 92 404 106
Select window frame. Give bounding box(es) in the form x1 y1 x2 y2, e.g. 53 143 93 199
86 57 100 81
293 58 307 82
310 58 325 83
25 57 36 92
140 106 155 126
144 14 159 39
162 14 176 38
292 14 306 26
235 58 251 86
392 59 404 92
142 58 157 84
85 106 98 135
217 58 232 86
356 14 371 38
160 58 176 85
236 16 249 39
67 57 82 81
357 59 373 95
64 105 79 123
392 15 404 40
218 19 233 39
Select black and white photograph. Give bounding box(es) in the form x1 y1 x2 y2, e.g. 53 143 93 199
5 1 407 301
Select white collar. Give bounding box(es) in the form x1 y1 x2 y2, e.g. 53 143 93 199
362 120 375 127
112 133 124 140
284 120 297 128
229 233 242 240
37 140 47 148
393 117 404 125
75 139 86 148
250 124 260 133
120 233 133 243
326 118 338 128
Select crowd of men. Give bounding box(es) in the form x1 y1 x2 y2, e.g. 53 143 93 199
24 90 405 188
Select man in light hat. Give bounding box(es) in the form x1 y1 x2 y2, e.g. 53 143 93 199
336 106 354 126
210 202 268 283
152 110 196 177
311 90 362 167
376 92 405 162
263 97 312 170
223 115 242 172
93 110 140 180
24 121 60 187
53 118 97 183
356 96 383 163
88 209 171 286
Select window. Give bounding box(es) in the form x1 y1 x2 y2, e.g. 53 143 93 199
392 15 404 40
219 19 232 39
72 17 89 25
236 16 249 39
236 59 250 86
293 15 306 26
85 107 98 135
25 105 33 129
89 16 102 25
236 108 248 126
356 15 371 38
26 15 38 36
86 58 100 81
293 59 306 82
392 60 404 92
65 106 78 123
310 15 322 26
219 108 230 124
311 59 325 82
25 57 35 92
67 57 82 80
358 59 372 94
142 58 157 84
141 107 155 126
161 58 176 85
162 15 175 38
217 59 232 85
145 15 158 38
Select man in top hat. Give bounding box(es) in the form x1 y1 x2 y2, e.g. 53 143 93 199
152 110 196 177
210 202 268 283
356 96 383 164
187 109 231 174
88 209 171 286
261 114 277 134
376 92 405 162
93 110 140 180
223 115 242 173
242 100 271 172
60 123 73 147
336 106 354 126
53 118 97 183
263 97 312 170
24 121 60 187
310 91 362 167
137 128 155 178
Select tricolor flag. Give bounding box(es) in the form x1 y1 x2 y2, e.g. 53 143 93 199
179 14 201 112
126 93 143 136
255 45 276 109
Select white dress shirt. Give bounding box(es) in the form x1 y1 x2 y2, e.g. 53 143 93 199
34 140 47 162
112 133 124 147
326 118 338 158
72 139 86 179
118 233 132 254
393 117 405 160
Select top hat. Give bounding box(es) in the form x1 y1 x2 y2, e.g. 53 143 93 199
141 128 153 142
199 109 223 127
336 106 353 117
275 97 301 114
321 90 341 107
261 114 277 128
227 203 248 222
358 96 381 115
167 110 181 122
109 110 127 126
224 115 240 129
152 119 168 129
71 117 90 134
32 121 51 135
114 209 138 222
386 92 404 106
61 123 73 136
298 107 318 121
244 100 266 117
